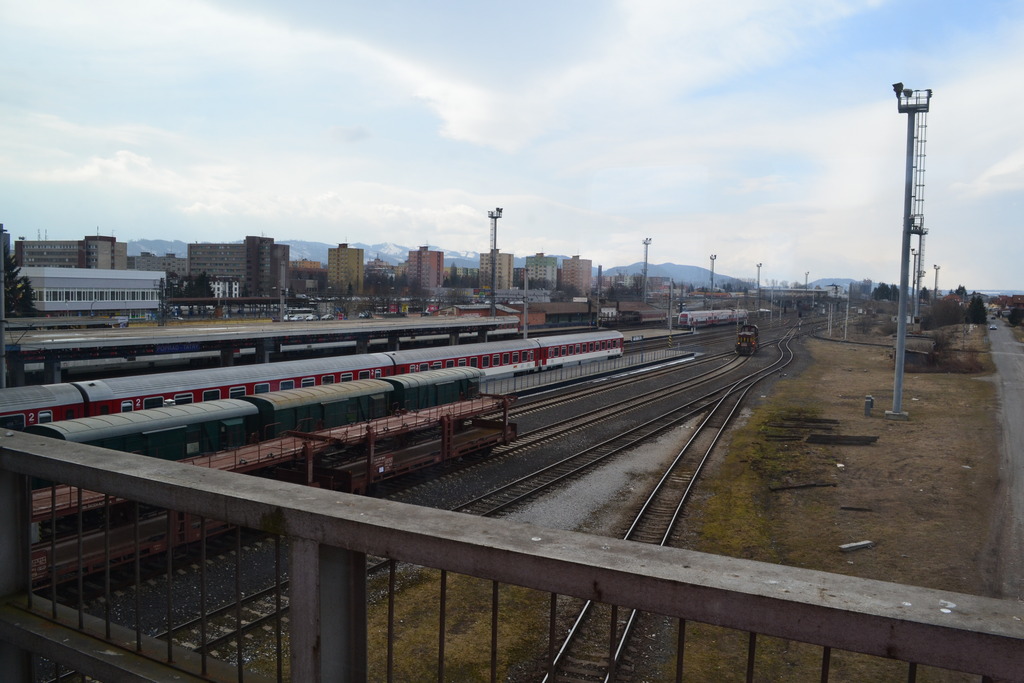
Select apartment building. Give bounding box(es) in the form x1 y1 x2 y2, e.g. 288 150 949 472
407 246 444 290
478 251 514 290
327 244 364 295
15 235 127 270
187 236 289 297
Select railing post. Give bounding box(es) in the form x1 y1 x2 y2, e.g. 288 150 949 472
290 538 368 682
0 466 31 680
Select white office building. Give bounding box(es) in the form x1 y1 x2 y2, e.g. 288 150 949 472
24 267 166 317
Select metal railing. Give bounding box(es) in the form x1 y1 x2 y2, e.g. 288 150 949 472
1 431 1022 681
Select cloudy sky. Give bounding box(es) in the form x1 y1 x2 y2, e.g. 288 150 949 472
1 1 1022 290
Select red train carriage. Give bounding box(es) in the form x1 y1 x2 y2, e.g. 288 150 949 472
0 330 627 428
534 331 624 369
0 384 88 431
384 339 538 377
73 353 397 416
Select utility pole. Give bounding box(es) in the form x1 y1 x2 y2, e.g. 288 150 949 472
889 82 932 420
522 268 529 340
642 238 651 304
0 223 7 389
709 254 716 310
488 208 502 318
756 262 762 316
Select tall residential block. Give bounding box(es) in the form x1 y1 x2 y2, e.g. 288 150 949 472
479 251 514 290
407 246 444 290
525 253 558 288
327 243 364 295
560 255 593 294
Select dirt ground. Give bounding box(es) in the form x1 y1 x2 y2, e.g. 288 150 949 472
689 325 1004 597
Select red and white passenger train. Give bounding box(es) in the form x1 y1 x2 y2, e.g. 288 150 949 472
0 330 624 431
677 309 748 328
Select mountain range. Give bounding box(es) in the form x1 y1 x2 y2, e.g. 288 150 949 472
128 239 855 290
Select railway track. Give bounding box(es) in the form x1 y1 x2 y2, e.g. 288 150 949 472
121 324 800 667
540 331 797 682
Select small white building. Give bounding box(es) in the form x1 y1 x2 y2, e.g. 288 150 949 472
24 267 166 317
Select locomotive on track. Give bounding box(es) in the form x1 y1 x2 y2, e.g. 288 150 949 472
1 330 624 431
736 324 759 355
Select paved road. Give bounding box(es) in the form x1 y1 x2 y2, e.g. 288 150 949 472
988 323 1024 599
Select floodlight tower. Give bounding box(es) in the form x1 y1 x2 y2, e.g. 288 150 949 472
889 82 932 420
642 238 652 303
488 208 502 318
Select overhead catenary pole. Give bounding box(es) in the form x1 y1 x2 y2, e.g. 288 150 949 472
522 267 529 340
0 223 6 389
756 263 762 316
642 238 651 304
709 254 716 310
889 82 932 419
488 208 502 318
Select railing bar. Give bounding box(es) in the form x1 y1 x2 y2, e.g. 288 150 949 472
133 501 141 652
820 645 831 683
165 510 173 663
200 516 209 677
103 494 111 640
49 486 57 619
76 487 83 630
438 569 447 683
490 580 499 683
548 592 557 680
907 661 917 682
235 526 243 683
608 603 618 680
675 618 685 683
746 631 756 683
23 476 32 611
275 534 283 683
387 560 396 683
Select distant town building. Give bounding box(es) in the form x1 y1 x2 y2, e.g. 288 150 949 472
479 251 514 290
327 243 365 295
16 235 127 270
559 255 592 294
525 253 558 288
407 246 444 290
187 236 289 297
365 254 396 280
211 280 240 299
128 251 188 275
290 259 328 296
